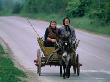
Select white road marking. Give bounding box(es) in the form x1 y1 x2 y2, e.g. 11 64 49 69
81 70 110 74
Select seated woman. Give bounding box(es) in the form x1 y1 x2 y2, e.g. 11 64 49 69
44 21 59 47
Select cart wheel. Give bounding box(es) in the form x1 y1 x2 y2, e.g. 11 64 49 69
37 49 41 76
76 54 80 76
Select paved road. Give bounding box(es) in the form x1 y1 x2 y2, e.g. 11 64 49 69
0 16 110 82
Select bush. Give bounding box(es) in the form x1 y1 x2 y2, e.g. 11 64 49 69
88 0 110 25
12 2 23 13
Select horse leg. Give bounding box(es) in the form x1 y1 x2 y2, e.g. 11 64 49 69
60 65 62 77
66 66 71 78
63 66 66 79
73 65 76 74
62 61 66 79
72 53 76 74
66 60 71 78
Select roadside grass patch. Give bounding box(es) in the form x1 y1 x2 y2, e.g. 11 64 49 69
71 17 110 35
20 13 110 36
0 44 27 82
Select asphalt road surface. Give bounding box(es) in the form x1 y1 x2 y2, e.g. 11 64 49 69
0 16 110 82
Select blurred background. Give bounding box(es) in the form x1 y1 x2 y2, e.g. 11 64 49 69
0 0 110 35
0 1 110 82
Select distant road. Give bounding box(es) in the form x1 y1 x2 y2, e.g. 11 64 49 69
0 16 110 82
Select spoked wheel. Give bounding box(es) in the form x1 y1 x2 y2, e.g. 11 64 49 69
76 54 80 76
37 49 41 76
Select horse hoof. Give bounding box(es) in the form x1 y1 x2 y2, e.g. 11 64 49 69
63 76 66 79
66 76 70 78
74 72 76 74
60 74 62 77
63 74 66 79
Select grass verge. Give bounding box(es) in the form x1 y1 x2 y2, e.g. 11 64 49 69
0 44 26 82
71 17 110 36
20 13 64 24
20 13 110 36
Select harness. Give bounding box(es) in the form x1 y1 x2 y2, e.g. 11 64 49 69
65 26 71 36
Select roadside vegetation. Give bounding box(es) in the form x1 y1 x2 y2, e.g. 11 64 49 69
0 0 110 36
0 44 26 82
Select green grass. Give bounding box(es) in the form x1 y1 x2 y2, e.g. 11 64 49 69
71 17 110 35
0 10 12 16
20 13 64 24
20 13 110 36
0 44 26 82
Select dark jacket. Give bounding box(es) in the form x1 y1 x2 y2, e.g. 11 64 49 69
44 27 59 47
59 25 76 41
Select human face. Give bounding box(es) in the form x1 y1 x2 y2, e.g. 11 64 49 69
51 22 56 28
64 19 70 26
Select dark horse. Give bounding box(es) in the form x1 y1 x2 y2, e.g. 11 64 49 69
57 36 75 79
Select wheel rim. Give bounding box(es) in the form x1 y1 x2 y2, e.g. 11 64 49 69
76 54 80 76
37 49 41 76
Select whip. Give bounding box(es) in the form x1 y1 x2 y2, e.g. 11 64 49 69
26 17 40 38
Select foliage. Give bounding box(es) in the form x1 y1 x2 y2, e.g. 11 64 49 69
88 0 110 24
22 0 68 14
0 44 26 82
66 0 91 17
0 0 110 25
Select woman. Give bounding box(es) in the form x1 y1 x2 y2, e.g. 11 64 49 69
59 17 77 78
44 21 59 47
59 17 76 41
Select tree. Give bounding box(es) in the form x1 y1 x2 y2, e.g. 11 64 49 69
0 0 3 11
66 0 90 17
22 0 38 13
22 0 68 14
66 0 81 17
12 2 23 13
88 0 110 24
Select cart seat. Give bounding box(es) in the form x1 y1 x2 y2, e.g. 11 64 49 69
37 38 56 57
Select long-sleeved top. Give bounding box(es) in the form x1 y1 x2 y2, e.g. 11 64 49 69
59 25 76 41
44 27 59 47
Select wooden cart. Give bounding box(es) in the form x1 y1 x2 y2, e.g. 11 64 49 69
34 37 81 76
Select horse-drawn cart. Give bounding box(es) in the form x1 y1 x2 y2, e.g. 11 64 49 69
26 18 82 78
34 37 82 77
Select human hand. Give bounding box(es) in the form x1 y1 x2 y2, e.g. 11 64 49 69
51 39 56 42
